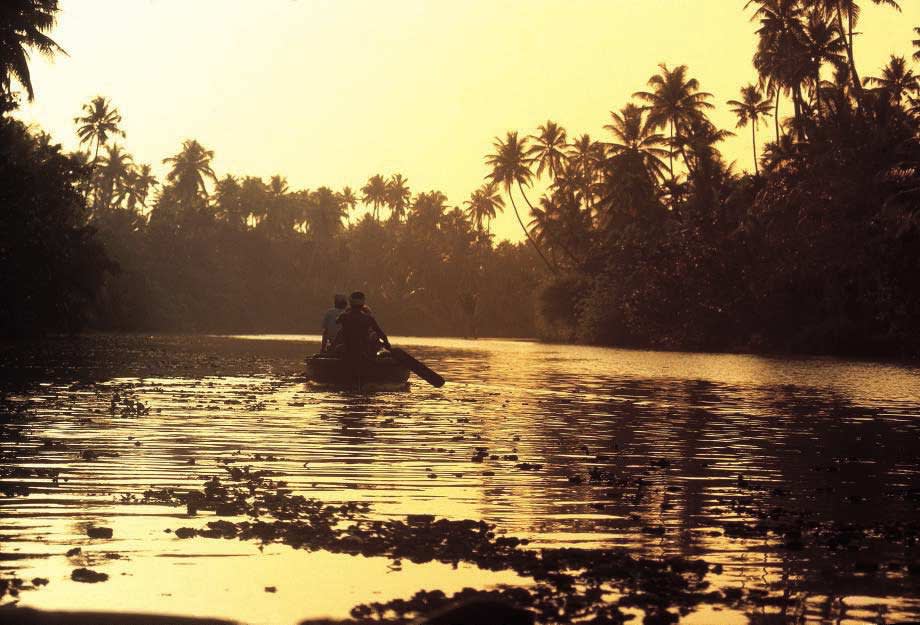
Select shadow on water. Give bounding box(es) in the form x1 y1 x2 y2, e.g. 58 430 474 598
0 334 918 624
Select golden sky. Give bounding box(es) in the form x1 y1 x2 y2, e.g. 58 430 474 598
19 0 920 241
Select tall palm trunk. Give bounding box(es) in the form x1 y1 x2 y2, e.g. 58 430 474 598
507 187 555 273
837 1 864 109
517 182 581 268
775 90 781 143
752 123 760 176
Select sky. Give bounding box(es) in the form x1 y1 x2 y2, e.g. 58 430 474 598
18 0 920 241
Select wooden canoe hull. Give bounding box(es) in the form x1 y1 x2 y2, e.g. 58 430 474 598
306 354 410 389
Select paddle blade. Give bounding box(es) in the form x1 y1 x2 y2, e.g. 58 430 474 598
391 348 445 388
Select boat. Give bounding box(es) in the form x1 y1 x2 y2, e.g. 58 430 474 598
305 352 410 389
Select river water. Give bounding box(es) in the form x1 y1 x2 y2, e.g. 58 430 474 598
1 334 918 625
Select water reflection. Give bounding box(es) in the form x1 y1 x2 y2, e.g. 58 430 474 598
0 334 918 624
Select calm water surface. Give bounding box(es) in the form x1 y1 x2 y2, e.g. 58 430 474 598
1 334 918 624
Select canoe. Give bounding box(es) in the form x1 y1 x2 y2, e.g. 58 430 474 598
305 352 410 389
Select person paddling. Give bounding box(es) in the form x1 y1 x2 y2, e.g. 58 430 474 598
336 291 391 357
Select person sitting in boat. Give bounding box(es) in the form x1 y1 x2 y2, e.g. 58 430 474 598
320 294 347 352
336 291 391 357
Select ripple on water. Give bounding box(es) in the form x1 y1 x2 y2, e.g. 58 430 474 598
1 334 919 624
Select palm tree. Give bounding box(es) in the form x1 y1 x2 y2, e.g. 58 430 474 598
464 181 504 232
95 144 133 211
162 139 216 204
913 27 920 62
727 84 774 175
485 131 554 272
386 174 411 223
671 119 734 181
121 164 158 212
827 0 901 106
360 174 388 221
748 0 808 135
567 134 604 209
800 9 848 114
0 0 64 102
338 186 358 225
633 64 714 179
527 120 568 180
74 96 124 165
410 191 448 229
604 103 670 181
865 55 918 106
309 187 346 239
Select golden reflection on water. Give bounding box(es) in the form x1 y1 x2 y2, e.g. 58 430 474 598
1 334 919 624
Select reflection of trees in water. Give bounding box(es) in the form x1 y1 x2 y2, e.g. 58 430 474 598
465 368 920 619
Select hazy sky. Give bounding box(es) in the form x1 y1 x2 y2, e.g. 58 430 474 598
19 0 920 241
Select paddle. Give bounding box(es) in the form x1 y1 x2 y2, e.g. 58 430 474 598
389 347 445 388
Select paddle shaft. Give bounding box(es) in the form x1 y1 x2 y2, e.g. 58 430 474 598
390 347 445 388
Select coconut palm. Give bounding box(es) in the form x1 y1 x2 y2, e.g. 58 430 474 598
360 174 388 221
567 134 604 209
633 64 714 179
464 181 505 232
121 164 158 212
309 187 346 239
410 191 448 229
74 96 124 165
0 0 64 102
671 119 734 181
748 0 808 133
727 84 774 175
604 103 670 181
386 174 411 223
162 139 217 204
865 55 918 106
913 27 920 62
338 186 358 225
95 144 133 211
811 0 901 106
799 9 848 113
485 131 554 272
527 120 568 180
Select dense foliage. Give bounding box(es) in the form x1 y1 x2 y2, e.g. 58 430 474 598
0 97 112 335
2 0 919 354
494 1 920 356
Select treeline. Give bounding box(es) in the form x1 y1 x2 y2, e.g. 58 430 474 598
1 96 540 337
3 0 920 355
480 1 920 356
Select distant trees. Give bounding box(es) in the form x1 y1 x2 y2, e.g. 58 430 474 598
727 85 773 175
75 96 124 165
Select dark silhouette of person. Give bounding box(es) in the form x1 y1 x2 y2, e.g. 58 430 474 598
336 291 391 358
320 294 347 352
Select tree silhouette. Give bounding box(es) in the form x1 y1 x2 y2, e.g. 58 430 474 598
361 174 388 221
485 131 554 272
0 0 64 102
338 186 358 225
634 64 714 180
162 139 216 206
386 173 411 223
464 181 504 233
727 84 774 174
95 144 133 211
527 120 568 180
566 134 604 211
74 96 124 166
865 55 918 106
604 103 670 181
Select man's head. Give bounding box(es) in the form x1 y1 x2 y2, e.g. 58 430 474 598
348 291 366 308
334 294 347 309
